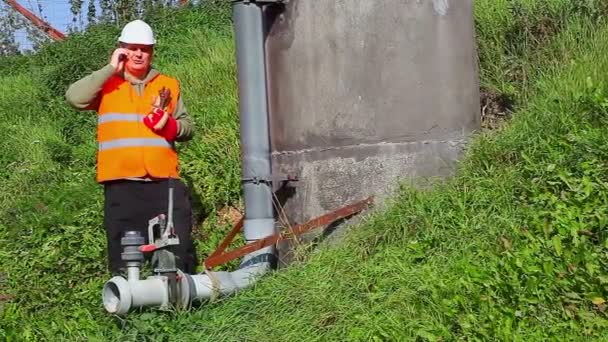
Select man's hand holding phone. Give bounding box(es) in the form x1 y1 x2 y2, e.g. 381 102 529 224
110 48 129 73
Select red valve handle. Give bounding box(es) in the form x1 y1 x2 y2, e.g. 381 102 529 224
139 244 157 253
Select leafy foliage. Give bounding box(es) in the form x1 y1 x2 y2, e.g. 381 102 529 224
0 3 26 56
1 1 55 56
68 0 211 28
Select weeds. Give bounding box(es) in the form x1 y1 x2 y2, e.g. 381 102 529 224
474 0 608 110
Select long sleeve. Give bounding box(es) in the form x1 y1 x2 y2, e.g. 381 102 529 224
65 64 115 111
174 93 195 142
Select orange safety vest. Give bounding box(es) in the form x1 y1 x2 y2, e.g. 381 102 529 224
95 72 181 183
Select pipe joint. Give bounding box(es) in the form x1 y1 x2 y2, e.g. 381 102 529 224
102 270 195 315
121 231 145 264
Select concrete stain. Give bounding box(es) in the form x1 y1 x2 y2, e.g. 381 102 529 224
265 0 299 50
433 0 450 16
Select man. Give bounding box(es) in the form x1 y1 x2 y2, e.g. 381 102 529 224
65 19 197 275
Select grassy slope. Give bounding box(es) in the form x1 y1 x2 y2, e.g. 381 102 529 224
2 1 608 341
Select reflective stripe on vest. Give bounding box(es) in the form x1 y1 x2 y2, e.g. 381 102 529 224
99 138 173 151
98 113 145 124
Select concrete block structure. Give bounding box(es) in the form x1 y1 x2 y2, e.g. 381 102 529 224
264 0 480 231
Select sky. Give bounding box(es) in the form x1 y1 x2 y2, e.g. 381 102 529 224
10 0 98 50
9 0 194 51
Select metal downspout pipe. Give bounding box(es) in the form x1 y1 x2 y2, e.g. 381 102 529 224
101 0 278 314
189 0 278 300
233 0 276 268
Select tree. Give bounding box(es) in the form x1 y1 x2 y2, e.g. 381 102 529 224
23 21 52 52
69 0 84 32
1 0 56 54
69 0 184 29
2 0 189 56
25 0 52 51
0 2 24 56
87 0 97 26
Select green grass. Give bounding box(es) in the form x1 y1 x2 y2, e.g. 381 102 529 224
474 0 608 103
1 1 608 341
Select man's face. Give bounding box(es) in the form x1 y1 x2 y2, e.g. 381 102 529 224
123 43 154 74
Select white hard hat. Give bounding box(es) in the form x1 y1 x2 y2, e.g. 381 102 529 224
118 20 156 45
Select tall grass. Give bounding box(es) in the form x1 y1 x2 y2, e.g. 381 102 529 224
1 0 608 340
474 0 608 103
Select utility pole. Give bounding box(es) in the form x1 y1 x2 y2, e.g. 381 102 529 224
3 0 66 41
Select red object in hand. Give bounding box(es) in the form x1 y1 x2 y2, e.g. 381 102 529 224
139 244 157 253
160 115 178 142
143 108 178 142
143 107 164 129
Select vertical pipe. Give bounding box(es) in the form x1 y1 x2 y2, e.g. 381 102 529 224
233 2 276 245
127 265 140 282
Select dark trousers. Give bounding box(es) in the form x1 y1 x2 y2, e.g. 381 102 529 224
103 179 197 274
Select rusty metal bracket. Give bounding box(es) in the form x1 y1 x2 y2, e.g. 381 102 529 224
207 217 244 262
203 196 374 269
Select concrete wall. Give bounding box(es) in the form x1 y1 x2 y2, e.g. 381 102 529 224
264 0 480 228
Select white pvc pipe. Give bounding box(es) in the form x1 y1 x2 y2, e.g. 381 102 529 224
127 266 140 282
102 276 169 315
190 246 275 300
131 277 169 308
102 245 275 314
